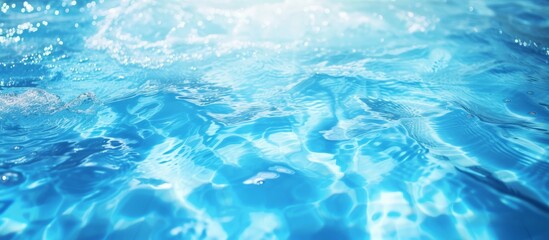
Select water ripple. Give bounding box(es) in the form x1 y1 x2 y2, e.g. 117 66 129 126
1 0 549 239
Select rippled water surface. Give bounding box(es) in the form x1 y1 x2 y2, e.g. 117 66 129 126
1 0 549 239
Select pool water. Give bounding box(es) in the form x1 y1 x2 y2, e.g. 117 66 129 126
1 0 549 239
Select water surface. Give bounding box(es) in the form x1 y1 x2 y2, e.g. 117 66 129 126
1 0 549 239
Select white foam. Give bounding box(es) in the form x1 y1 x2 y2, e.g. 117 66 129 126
0 89 61 115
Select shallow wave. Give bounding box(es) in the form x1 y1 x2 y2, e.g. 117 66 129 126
1 0 549 239
0 89 100 171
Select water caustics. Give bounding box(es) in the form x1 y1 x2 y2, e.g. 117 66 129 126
1 0 549 239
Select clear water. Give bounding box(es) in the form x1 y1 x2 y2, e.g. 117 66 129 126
1 0 549 239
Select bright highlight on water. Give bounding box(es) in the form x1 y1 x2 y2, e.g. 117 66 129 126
1 0 548 239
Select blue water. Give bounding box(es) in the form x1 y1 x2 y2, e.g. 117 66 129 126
1 0 549 239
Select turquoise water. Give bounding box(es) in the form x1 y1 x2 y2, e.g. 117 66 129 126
1 0 549 239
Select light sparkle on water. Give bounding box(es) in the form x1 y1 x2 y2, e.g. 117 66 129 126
0 0 548 239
